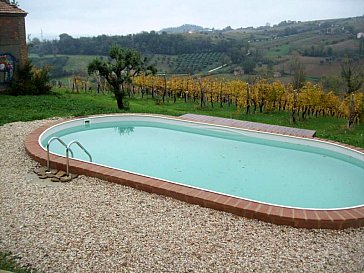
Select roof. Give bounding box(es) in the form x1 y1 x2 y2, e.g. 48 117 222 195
0 1 27 15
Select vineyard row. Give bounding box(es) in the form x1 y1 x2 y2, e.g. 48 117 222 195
133 75 364 123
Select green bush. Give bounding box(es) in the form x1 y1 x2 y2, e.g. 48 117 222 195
8 61 51 96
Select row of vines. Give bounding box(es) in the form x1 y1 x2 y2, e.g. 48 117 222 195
133 75 364 124
174 52 224 74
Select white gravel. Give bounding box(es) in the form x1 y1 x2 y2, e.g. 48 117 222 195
0 119 363 273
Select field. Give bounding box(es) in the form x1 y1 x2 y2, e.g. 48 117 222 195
30 54 103 78
0 88 363 148
173 52 224 74
146 54 178 74
30 52 226 78
265 44 291 59
62 55 100 74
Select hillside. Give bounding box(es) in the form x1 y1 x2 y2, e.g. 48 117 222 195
160 24 211 34
29 16 364 90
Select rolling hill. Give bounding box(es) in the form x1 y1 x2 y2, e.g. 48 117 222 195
29 16 364 91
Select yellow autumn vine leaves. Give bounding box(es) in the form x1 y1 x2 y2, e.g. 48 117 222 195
133 75 364 121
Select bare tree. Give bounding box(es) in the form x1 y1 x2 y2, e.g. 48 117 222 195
290 56 306 123
341 59 363 127
341 59 363 94
290 56 306 91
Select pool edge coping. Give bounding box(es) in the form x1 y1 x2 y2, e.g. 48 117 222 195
25 113 364 230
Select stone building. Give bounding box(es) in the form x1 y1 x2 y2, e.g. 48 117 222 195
0 0 27 90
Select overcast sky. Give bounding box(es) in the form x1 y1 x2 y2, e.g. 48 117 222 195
18 0 364 39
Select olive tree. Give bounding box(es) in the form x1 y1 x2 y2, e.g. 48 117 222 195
88 45 156 109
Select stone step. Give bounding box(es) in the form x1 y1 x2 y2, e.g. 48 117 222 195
31 167 78 183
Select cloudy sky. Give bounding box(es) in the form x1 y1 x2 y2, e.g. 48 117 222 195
18 0 364 39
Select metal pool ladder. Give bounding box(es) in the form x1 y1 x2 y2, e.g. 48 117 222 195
66 140 92 176
46 137 92 176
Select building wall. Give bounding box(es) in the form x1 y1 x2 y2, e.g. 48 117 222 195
0 12 27 91
0 14 28 68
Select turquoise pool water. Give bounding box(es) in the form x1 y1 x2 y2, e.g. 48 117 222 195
41 117 364 209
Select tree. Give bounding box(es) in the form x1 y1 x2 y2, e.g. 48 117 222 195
9 61 51 96
290 56 306 123
341 59 363 94
340 59 364 127
359 37 364 56
9 0 19 6
241 58 256 74
88 46 156 109
290 57 306 91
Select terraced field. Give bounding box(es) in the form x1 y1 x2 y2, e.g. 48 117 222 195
173 52 224 74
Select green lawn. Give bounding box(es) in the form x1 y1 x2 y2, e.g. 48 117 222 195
0 88 363 148
0 252 37 273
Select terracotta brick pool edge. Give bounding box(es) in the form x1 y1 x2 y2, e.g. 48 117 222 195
24 115 364 230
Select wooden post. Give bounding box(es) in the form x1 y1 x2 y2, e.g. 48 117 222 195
246 83 251 114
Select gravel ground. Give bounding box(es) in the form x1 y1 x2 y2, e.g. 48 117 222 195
0 119 364 273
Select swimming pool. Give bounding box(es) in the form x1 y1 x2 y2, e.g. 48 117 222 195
26 114 364 229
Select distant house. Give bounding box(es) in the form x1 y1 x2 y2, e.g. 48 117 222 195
233 67 244 76
357 32 364 39
0 0 27 90
273 71 282 78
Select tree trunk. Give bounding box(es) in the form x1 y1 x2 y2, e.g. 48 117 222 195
292 109 297 124
291 90 298 124
198 78 205 108
259 100 264 113
246 85 250 114
348 93 355 128
162 90 166 103
114 84 126 110
163 75 167 103
114 90 125 109
302 106 307 120
252 100 257 114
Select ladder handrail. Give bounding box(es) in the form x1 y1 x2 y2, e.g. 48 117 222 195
46 137 74 171
66 140 93 176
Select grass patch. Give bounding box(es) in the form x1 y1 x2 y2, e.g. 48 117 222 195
0 89 121 125
0 88 363 148
0 252 37 273
265 44 291 59
62 55 101 74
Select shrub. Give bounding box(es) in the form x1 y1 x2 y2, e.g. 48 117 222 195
8 61 51 96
